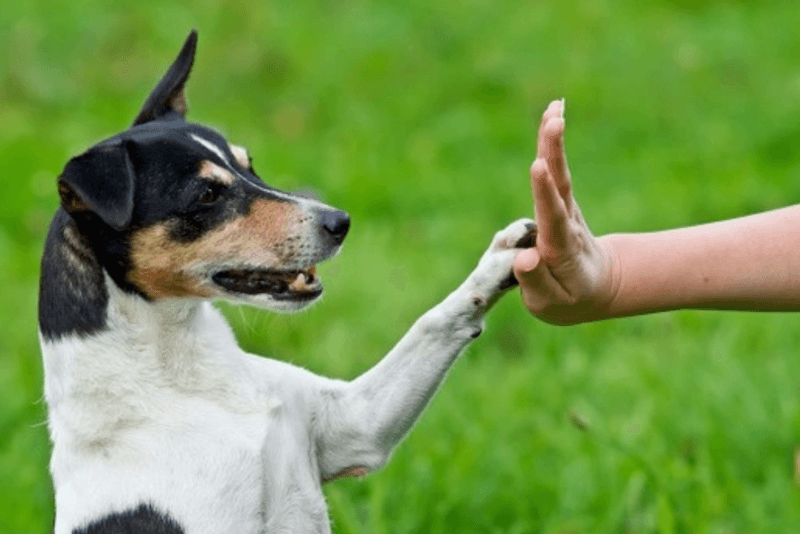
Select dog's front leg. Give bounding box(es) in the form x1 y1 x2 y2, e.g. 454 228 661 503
316 218 536 482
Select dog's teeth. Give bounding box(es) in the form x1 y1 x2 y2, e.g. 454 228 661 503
290 272 307 291
214 268 319 295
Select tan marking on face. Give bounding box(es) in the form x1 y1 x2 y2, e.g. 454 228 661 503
129 199 303 299
198 160 236 185
229 144 250 169
130 268 213 299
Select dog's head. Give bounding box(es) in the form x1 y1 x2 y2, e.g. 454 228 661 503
57 31 349 312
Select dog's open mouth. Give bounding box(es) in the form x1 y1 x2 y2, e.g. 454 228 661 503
212 266 322 300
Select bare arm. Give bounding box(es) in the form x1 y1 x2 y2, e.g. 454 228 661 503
601 207 800 316
514 100 800 324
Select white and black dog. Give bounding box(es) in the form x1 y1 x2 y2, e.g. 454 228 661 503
39 31 536 533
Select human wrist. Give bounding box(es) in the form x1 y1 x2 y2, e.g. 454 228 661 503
596 230 701 318
591 234 624 320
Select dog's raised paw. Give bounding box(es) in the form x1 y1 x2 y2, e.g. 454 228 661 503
490 218 537 252
466 218 537 310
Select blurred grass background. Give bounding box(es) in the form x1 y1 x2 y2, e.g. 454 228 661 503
2 0 800 532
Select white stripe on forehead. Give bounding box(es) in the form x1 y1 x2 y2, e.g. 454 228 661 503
190 133 231 166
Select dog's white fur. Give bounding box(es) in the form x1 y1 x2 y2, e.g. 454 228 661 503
42 218 534 533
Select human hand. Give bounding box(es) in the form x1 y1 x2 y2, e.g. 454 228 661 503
513 100 619 325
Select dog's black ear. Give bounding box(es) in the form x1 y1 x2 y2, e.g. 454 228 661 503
58 142 136 231
132 30 198 126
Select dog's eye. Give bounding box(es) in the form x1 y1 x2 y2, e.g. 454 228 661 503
198 183 224 205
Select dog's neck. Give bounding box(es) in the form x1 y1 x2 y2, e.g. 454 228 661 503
39 208 208 339
39 211 237 414
105 270 202 334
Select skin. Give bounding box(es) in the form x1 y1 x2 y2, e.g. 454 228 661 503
513 100 800 325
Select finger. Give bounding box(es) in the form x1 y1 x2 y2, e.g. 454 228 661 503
531 159 569 252
542 116 573 210
513 248 572 314
537 100 564 159
513 247 541 273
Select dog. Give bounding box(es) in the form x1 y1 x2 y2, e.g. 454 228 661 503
38 30 536 533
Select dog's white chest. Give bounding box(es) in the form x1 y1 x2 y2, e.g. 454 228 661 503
49 399 264 532
43 303 330 534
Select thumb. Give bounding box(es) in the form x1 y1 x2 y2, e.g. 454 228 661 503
514 247 554 292
513 248 555 292
514 247 571 316
513 247 541 276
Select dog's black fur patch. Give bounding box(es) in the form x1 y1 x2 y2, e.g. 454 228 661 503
115 121 288 242
39 209 109 340
72 504 184 534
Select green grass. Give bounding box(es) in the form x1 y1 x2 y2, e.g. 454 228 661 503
3 0 800 532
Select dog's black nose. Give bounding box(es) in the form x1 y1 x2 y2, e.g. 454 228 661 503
321 210 350 245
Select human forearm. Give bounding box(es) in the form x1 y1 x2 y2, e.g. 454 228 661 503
600 205 800 317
